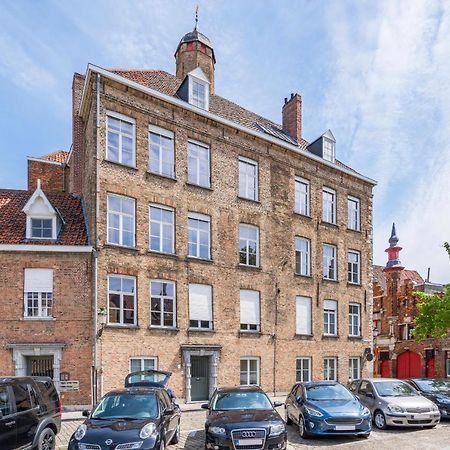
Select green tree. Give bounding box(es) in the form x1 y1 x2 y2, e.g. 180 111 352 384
445 242 450 257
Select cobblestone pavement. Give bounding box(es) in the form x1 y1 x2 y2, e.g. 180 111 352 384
57 412 450 450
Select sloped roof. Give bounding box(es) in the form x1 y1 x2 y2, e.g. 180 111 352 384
40 150 69 164
0 190 89 246
373 265 424 293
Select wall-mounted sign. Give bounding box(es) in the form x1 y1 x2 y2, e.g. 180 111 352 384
59 380 79 391
60 372 70 381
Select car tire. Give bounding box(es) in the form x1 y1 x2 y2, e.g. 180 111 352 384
285 408 293 425
358 433 370 439
424 425 437 429
170 421 181 444
373 410 388 430
298 415 310 439
37 427 56 450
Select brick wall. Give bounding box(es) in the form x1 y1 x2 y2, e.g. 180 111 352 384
28 159 65 192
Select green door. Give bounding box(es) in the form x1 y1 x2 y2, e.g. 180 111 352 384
191 356 209 401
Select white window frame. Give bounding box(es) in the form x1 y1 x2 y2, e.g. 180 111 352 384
348 196 360 231
148 125 175 178
189 76 209 110
239 156 259 201
107 193 136 248
188 212 211 260
28 217 56 240
295 237 311 276
322 187 336 224
107 274 137 326
347 250 361 284
324 357 337 381
240 357 260 386
150 280 176 329
323 138 335 162
106 111 136 167
296 357 312 382
129 357 158 373
446 358 450 378
188 283 213 330
23 269 53 319
188 140 210 188
348 357 361 381
296 296 312 335
323 244 337 280
349 303 361 337
324 299 338 336
239 224 260 267
149 204 175 254
295 177 310 216
240 290 260 332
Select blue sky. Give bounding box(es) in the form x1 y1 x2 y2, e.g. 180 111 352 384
0 0 449 281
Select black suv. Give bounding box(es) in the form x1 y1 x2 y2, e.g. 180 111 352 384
0 376 61 450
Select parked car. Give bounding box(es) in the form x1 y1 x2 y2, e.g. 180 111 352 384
68 370 181 450
405 379 450 418
0 376 61 450
350 378 440 429
202 385 287 450
285 381 371 439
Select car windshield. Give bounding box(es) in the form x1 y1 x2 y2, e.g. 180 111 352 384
414 380 450 393
212 391 273 411
91 393 158 420
374 381 418 397
305 384 354 401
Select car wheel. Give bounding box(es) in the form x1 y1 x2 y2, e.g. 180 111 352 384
424 424 437 429
170 421 180 444
298 415 309 439
374 410 387 430
37 427 56 450
285 408 293 425
358 433 370 439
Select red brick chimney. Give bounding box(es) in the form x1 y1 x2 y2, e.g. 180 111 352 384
282 93 302 144
27 151 68 193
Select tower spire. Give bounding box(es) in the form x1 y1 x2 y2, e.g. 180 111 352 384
384 222 404 271
194 5 199 31
389 222 399 247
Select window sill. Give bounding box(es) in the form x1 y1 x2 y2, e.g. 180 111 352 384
294 212 312 220
148 326 179 333
239 330 261 337
320 221 339 228
23 317 55 321
187 256 214 264
104 243 138 252
322 334 339 340
238 264 261 271
237 196 260 204
347 282 362 287
348 335 363 341
188 328 215 333
294 273 313 280
185 182 213 191
104 159 137 171
322 278 339 283
294 334 314 340
147 250 178 260
146 171 177 181
105 324 139 330
347 227 362 234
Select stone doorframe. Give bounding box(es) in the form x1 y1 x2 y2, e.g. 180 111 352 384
182 346 221 403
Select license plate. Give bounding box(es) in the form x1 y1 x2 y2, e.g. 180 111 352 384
235 439 263 446
412 414 430 419
335 425 355 431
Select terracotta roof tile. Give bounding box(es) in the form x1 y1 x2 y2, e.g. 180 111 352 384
40 150 69 164
373 265 424 293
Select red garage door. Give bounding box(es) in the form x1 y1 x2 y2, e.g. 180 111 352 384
397 351 421 379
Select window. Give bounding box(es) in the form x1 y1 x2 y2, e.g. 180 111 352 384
295 177 310 216
322 187 336 224
296 296 312 335
240 290 260 332
12 384 33 412
108 275 136 326
349 357 361 381
188 140 210 188
324 300 337 336
107 194 135 247
324 357 337 381
446 356 450 377
348 196 360 231
150 280 176 328
239 157 258 201
24 269 53 318
296 358 312 382
399 323 414 341
106 113 135 166
295 237 311 276
240 358 259 385
130 357 157 373
149 125 174 178
323 138 335 162
349 303 361 337
0 386 12 417
239 224 259 267
30 218 53 239
189 284 213 330
348 251 361 284
190 78 208 109
188 212 211 260
323 244 337 280
149 204 174 254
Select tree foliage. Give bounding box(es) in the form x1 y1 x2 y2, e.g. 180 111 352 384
445 242 450 258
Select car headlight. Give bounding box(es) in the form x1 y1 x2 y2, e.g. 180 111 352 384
208 426 226 435
387 404 405 414
430 403 440 411
74 424 87 441
270 422 285 436
361 407 371 416
139 423 156 439
304 406 323 417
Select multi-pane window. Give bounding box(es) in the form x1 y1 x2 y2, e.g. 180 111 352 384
30 218 53 239
446 358 450 377
149 205 174 254
108 275 136 326
399 323 414 341
190 79 207 109
349 303 361 337
348 357 360 381
150 280 176 328
188 212 211 260
322 187 336 224
323 244 337 280
296 296 312 335
240 290 260 332
324 357 337 381
348 196 360 231
240 358 259 385
130 357 157 373
24 269 53 318
295 237 311 276
323 138 335 162
149 125 174 178
296 358 312 382
189 284 213 330
188 140 210 187
324 300 337 336
348 250 361 284
107 194 135 247
295 177 310 216
239 157 258 201
239 224 259 267
106 113 135 166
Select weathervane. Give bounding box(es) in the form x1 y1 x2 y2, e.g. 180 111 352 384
194 5 199 30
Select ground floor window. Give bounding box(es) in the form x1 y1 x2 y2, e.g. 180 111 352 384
296 357 312 382
129 357 157 373
348 357 361 381
447 356 450 378
240 357 259 386
324 357 337 381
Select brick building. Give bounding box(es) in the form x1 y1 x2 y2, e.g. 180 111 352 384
373 224 449 379
0 153 93 407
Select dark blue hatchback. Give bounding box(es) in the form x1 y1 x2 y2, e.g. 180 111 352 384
285 381 371 439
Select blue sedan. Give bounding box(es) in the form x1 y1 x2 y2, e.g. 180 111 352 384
285 381 371 439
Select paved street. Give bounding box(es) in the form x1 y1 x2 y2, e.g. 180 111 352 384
56 410 450 450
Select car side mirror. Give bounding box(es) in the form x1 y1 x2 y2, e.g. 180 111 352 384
273 401 284 407
163 407 174 416
82 410 90 417
201 403 209 410
296 396 303 403
366 392 374 398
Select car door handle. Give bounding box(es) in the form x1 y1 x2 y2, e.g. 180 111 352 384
5 421 16 427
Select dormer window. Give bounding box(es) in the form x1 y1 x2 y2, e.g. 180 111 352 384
190 78 207 109
306 129 336 163
323 138 335 162
31 218 53 239
176 67 210 111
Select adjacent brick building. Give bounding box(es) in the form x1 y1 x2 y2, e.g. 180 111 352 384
373 224 449 379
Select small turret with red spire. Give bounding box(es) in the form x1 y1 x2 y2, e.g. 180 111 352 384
383 223 404 272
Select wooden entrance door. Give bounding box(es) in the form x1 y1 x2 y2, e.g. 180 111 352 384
397 351 421 379
426 358 435 378
380 360 390 378
191 356 209 401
